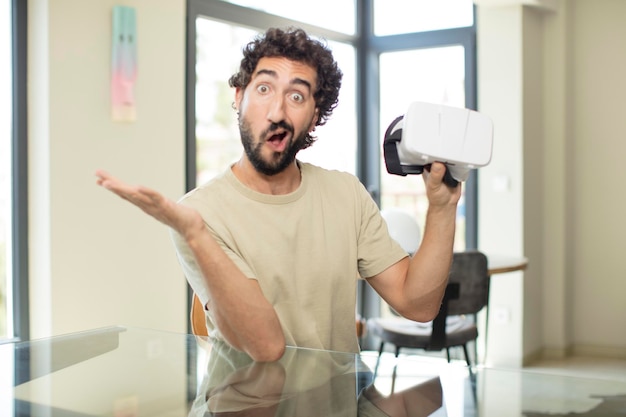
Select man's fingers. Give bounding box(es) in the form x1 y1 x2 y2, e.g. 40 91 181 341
95 170 188 230
95 169 113 184
422 162 445 186
429 162 446 180
95 170 122 191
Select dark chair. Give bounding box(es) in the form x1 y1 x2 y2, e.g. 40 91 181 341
368 251 489 375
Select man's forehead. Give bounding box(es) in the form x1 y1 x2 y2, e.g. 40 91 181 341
252 57 317 83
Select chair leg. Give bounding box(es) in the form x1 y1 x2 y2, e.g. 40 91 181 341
446 348 451 363
373 342 384 380
484 304 490 363
391 346 401 394
463 343 476 386
473 313 479 365
462 344 473 368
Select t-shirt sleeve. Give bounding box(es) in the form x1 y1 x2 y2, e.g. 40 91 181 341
355 181 408 279
168 204 257 308
169 227 211 307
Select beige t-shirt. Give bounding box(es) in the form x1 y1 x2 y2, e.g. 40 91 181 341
171 162 407 353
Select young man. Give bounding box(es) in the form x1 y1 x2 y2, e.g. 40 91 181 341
96 27 461 362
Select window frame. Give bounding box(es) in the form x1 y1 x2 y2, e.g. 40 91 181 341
10 0 29 342
358 4 478 248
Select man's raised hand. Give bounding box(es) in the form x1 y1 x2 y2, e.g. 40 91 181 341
95 170 204 239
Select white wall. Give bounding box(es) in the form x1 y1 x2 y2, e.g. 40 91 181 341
478 0 626 366
28 0 187 339
476 4 526 367
566 0 626 358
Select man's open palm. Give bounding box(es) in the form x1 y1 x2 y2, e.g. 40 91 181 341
95 170 204 238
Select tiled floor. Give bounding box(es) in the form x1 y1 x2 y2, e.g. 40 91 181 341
524 355 626 382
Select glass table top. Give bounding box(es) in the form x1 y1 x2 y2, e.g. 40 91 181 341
2 326 625 416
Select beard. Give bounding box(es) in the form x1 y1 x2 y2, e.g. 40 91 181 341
239 117 306 176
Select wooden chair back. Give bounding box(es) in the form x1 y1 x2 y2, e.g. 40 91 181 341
191 293 209 336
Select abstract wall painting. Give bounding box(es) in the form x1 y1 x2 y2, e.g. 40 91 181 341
111 6 137 122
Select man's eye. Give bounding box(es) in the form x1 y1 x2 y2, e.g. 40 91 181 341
291 93 304 102
257 85 269 94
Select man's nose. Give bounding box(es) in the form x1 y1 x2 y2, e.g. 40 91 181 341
266 96 286 124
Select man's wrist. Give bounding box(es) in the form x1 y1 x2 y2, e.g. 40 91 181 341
427 203 458 218
183 223 210 251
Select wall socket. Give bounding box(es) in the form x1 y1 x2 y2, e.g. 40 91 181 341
493 307 511 324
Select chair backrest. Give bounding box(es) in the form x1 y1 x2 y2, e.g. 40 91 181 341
380 208 421 255
191 293 209 336
446 251 489 316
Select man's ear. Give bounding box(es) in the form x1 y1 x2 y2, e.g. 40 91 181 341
234 87 243 110
308 109 319 132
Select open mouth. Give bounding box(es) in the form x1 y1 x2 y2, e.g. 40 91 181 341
268 131 288 144
266 130 290 152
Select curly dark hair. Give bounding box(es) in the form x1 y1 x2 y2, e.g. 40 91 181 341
229 27 343 149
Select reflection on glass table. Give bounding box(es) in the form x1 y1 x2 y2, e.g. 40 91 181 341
3 326 626 416
191 339 443 417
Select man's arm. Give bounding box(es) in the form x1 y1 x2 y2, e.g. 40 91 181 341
95 170 286 361
366 162 461 322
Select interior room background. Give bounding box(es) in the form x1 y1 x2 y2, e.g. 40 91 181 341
2 0 625 368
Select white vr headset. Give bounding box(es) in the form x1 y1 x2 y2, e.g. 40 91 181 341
383 102 494 187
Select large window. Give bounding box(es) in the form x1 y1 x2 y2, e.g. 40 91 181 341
194 19 257 185
369 2 475 322
186 0 476 335
379 46 469 250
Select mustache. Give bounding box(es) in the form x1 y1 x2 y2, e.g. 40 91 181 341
264 121 294 136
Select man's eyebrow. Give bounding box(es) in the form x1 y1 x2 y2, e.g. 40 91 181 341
254 68 313 92
291 77 312 91
255 68 277 79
